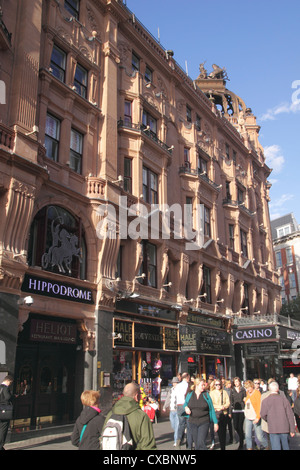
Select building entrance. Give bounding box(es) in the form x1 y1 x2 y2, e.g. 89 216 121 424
13 314 78 429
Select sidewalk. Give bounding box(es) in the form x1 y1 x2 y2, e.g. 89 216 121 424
4 417 300 450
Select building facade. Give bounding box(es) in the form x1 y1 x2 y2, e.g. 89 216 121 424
0 0 280 429
271 213 300 304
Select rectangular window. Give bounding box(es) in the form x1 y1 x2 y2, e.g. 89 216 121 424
186 105 192 123
204 206 211 237
45 113 60 161
286 247 293 265
132 52 140 74
195 114 201 131
145 65 153 84
275 251 282 267
238 187 244 204
124 100 132 127
225 143 230 159
64 0 80 19
142 110 157 135
198 155 207 175
74 63 87 98
229 224 235 250
201 265 211 303
124 158 132 193
184 147 190 169
50 45 66 82
143 167 158 204
240 229 248 257
70 128 83 174
139 241 157 288
242 283 250 313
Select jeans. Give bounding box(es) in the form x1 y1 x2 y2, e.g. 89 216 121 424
189 421 210 450
169 410 179 444
176 405 188 443
244 418 268 449
269 433 290 450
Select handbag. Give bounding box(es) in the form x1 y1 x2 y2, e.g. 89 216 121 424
0 404 13 420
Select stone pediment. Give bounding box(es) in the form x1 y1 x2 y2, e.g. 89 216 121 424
242 259 257 276
202 238 221 260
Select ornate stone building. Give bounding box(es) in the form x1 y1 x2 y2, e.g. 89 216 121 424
0 0 280 428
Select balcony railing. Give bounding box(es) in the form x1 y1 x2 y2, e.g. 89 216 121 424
0 123 15 150
179 165 221 191
223 198 256 217
117 120 173 154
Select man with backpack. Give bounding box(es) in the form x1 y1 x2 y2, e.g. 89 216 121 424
101 382 156 450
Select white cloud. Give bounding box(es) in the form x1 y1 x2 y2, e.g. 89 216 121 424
259 99 300 122
264 145 285 174
269 194 295 220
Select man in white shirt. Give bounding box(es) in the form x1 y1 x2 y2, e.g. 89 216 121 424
288 373 298 402
174 372 190 448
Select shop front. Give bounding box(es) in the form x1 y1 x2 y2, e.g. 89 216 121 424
179 312 232 379
112 303 180 404
232 325 280 381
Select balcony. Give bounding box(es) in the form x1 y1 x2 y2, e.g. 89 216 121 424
0 123 15 150
179 165 221 191
117 120 173 155
223 198 256 217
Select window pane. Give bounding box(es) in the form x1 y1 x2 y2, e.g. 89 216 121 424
51 46 66 82
70 129 82 153
46 114 59 139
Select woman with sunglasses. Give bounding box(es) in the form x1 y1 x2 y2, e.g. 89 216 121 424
210 380 230 450
184 378 218 450
231 377 246 450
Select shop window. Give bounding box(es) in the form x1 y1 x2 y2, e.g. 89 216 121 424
40 366 53 394
45 113 60 162
27 205 87 279
50 45 66 82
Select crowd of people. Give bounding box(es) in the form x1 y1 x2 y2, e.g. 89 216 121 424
1 372 300 451
163 372 300 450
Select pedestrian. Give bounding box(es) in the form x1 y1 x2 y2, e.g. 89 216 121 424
287 373 298 402
210 379 230 450
253 378 262 394
260 381 295 450
184 378 218 450
0 375 13 451
224 379 233 444
231 377 246 450
103 382 156 450
292 385 300 433
243 380 269 450
163 377 180 446
174 372 190 448
71 390 105 450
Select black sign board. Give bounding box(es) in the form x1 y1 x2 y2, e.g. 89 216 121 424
180 325 230 356
233 326 277 344
134 323 164 350
22 274 94 304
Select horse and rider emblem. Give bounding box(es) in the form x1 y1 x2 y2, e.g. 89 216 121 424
42 215 82 274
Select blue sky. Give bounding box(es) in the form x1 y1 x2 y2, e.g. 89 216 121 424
125 0 300 224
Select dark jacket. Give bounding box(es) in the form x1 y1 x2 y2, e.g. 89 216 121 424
0 384 12 406
71 406 105 450
104 396 156 450
231 387 246 411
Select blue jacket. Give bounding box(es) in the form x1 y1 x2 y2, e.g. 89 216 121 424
183 391 218 424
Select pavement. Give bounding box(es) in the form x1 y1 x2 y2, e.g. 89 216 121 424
4 417 300 451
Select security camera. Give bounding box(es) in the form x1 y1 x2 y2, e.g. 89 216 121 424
24 296 34 306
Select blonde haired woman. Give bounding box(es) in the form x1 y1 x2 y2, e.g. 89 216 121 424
210 379 230 450
71 390 105 450
183 378 218 450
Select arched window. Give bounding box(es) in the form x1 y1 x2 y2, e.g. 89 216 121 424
27 205 87 279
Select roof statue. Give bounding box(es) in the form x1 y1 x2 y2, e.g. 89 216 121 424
198 63 229 81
